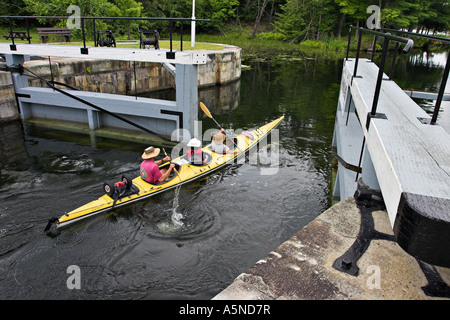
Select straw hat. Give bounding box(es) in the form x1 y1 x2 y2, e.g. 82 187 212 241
141 146 160 160
213 131 225 144
187 138 201 148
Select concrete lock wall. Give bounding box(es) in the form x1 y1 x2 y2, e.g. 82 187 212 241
0 45 241 122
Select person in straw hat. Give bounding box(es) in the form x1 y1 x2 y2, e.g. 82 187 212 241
211 128 238 154
186 138 207 165
140 146 174 184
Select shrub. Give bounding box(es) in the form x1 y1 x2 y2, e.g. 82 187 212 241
256 32 287 41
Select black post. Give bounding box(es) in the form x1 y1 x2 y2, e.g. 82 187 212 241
180 21 183 51
9 18 15 50
169 21 173 52
81 17 88 54
355 137 365 182
93 19 97 47
82 17 86 48
370 36 390 116
353 28 363 78
166 20 175 59
431 51 450 125
371 35 377 62
26 18 31 44
346 26 352 61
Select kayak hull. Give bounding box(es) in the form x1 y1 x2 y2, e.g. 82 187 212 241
47 116 284 231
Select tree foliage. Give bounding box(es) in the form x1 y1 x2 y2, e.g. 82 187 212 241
11 0 450 40
275 0 449 41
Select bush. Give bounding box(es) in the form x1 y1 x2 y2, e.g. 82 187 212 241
256 32 286 41
299 40 325 49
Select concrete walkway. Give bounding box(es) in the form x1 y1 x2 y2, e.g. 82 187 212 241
213 197 450 300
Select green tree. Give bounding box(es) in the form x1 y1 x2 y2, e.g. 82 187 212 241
421 0 450 34
22 0 142 36
273 0 307 41
197 0 240 31
275 0 340 42
0 0 32 16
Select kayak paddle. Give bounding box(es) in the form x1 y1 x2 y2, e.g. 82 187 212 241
162 148 182 181
199 102 246 158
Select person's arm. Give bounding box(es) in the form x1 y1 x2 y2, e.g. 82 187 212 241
155 156 171 165
202 152 207 164
158 164 175 182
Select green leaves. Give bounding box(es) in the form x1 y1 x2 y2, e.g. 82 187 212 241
15 0 449 39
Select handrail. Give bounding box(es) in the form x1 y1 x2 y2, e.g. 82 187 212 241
380 27 450 44
0 15 210 58
0 15 209 21
346 26 414 129
379 27 450 125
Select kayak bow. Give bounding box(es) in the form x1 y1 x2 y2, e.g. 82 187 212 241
44 116 284 232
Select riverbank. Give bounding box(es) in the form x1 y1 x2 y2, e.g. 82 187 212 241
196 30 449 63
213 197 450 300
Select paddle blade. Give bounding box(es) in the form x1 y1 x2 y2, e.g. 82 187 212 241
200 102 212 118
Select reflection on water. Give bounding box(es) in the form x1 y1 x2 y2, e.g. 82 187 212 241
0 49 447 299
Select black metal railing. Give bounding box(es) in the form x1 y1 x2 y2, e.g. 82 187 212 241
0 15 209 59
346 26 414 129
346 25 450 126
379 27 450 125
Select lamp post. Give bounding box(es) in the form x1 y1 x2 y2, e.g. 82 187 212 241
191 0 195 47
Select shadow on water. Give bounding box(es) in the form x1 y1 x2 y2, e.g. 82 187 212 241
0 49 447 299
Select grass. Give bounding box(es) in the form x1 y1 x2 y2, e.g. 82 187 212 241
195 32 352 61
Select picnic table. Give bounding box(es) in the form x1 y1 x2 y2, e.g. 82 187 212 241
3 31 32 42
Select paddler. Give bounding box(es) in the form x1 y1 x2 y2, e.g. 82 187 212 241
140 146 174 184
186 138 207 165
211 129 238 154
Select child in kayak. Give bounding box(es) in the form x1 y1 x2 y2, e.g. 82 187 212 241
211 129 239 154
140 146 174 184
186 138 207 165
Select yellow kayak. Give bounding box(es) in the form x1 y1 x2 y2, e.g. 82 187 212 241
45 116 284 232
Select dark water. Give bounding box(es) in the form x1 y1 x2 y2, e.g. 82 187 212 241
0 50 447 299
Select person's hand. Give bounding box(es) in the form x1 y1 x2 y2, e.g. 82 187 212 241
163 156 171 162
170 164 175 169
220 128 225 133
